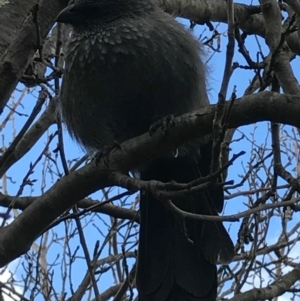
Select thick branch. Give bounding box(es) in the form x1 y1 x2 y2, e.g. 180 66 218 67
155 0 300 55
0 0 68 113
228 264 300 301
0 0 37 57
0 91 299 267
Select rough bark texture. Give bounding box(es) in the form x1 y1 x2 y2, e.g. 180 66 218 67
0 0 69 113
0 0 37 57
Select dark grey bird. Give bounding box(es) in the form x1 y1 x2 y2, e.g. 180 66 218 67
56 0 234 300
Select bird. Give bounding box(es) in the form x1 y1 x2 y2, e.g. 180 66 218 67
56 0 234 300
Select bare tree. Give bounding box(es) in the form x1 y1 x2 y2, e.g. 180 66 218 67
0 0 299 300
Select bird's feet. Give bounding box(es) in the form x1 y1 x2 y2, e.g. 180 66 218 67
94 140 121 166
149 114 175 136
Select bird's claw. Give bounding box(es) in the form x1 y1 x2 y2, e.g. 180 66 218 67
149 114 175 136
94 140 121 166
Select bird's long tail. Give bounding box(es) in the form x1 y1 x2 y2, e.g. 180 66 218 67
136 142 234 301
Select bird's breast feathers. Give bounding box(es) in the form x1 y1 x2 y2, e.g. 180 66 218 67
65 19 157 68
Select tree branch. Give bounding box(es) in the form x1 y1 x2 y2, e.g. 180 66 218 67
0 91 299 267
228 264 300 301
0 0 68 113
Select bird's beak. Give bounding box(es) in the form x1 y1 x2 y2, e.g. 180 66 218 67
56 4 75 24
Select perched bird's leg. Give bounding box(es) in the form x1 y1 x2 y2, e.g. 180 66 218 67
94 140 121 166
149 114 176 136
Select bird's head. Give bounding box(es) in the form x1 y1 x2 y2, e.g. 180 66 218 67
56 0 154 28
